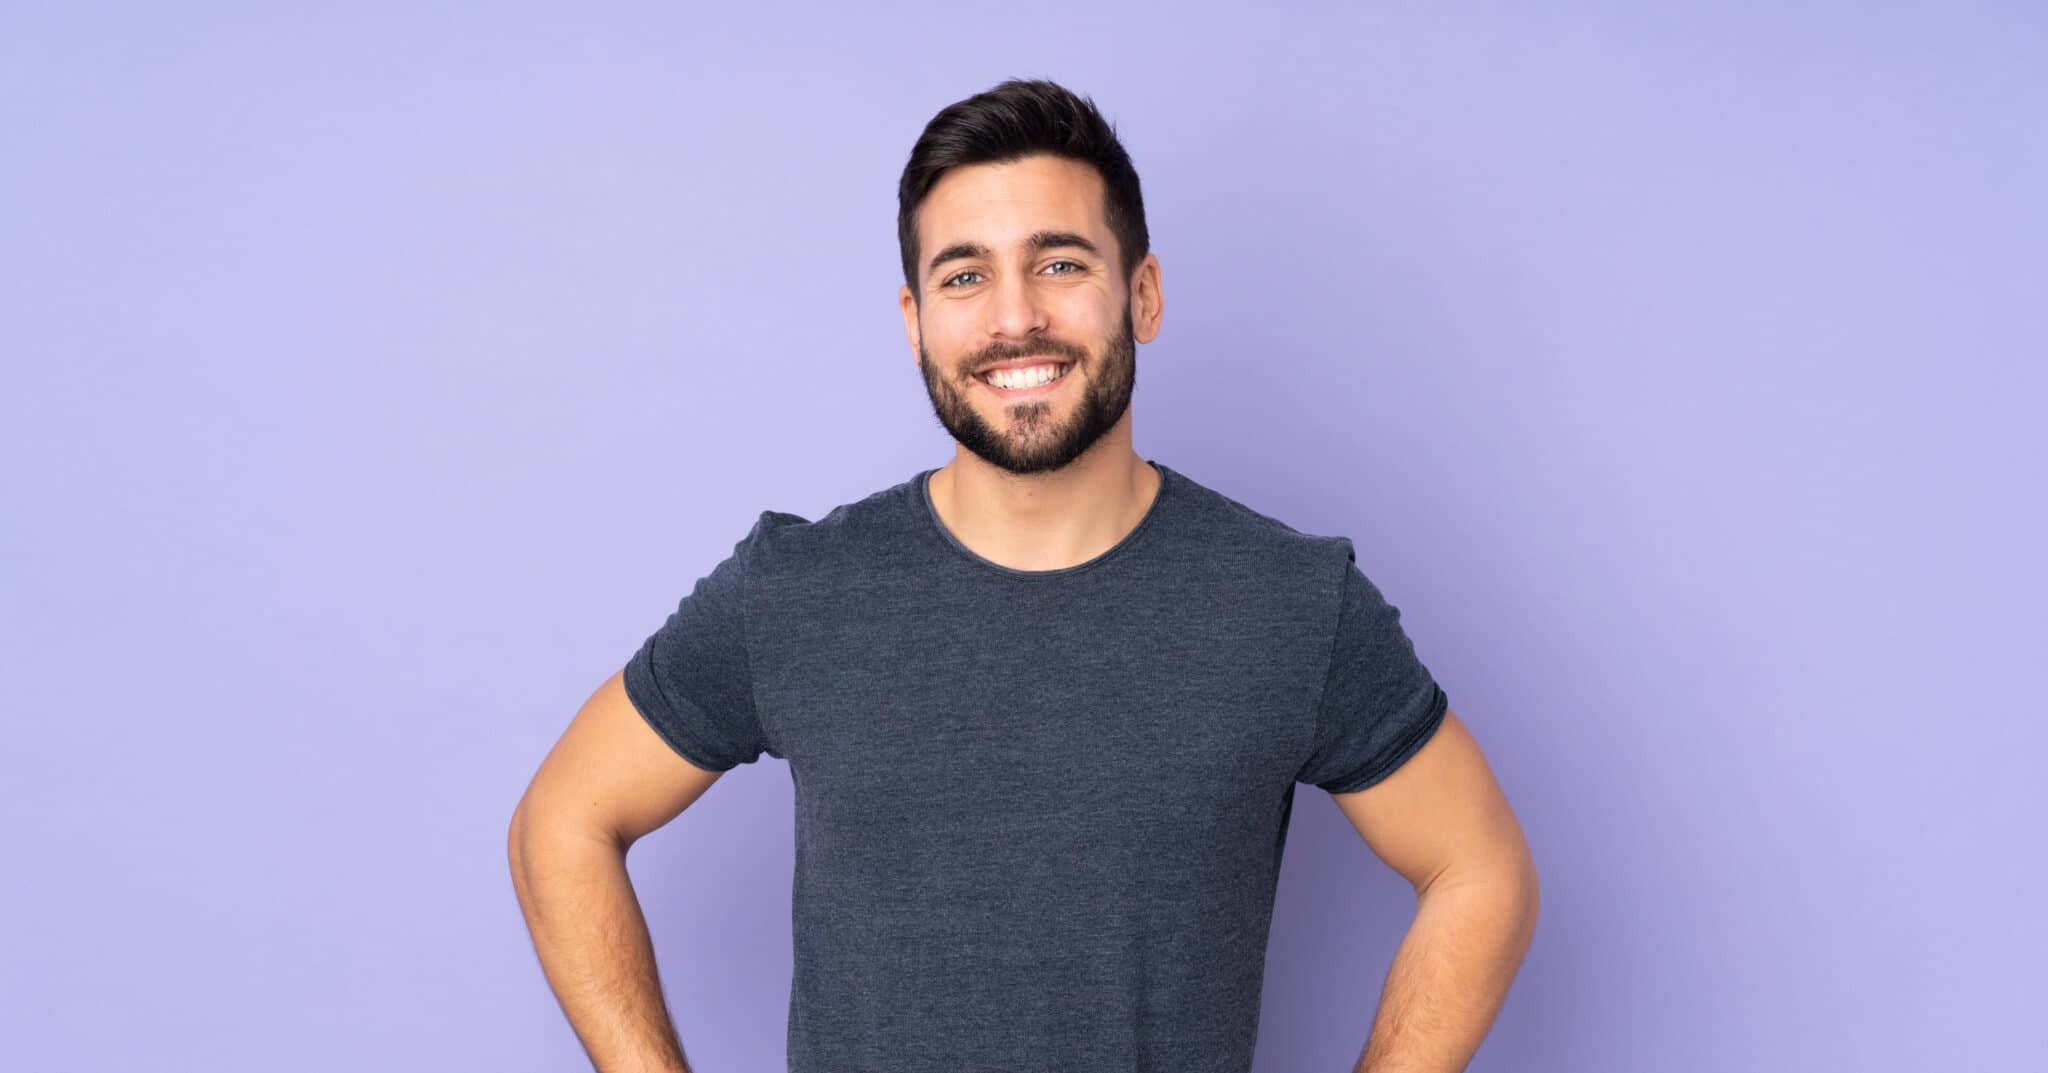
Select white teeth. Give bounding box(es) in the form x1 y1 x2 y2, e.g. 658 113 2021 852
982 363 1068 390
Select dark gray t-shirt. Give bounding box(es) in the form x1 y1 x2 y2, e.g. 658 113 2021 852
624 459 1447 1073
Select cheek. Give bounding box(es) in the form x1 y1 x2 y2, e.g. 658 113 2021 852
1054 297 1114 339
922 314 975 361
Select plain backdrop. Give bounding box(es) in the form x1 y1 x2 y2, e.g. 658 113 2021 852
2 3 2042 1071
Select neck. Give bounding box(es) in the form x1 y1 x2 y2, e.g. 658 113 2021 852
928 445 1161 573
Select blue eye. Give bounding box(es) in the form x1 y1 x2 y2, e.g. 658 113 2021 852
941 261 1084 288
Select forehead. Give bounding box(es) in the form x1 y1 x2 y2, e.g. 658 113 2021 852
917 154 1109 254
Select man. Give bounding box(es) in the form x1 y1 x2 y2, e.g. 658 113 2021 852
509 78 1537 1073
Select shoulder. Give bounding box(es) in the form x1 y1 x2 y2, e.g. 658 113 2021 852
1158 462 1354 594
739 474 919 579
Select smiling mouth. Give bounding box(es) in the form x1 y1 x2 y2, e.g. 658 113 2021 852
978 361 1072 392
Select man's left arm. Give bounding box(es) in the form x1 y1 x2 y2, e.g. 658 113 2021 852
1328 706 1540 1073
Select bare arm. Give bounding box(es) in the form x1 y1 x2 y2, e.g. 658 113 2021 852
508 669 728 1073
1328 708 1540 1073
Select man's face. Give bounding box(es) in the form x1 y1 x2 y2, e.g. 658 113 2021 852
901 154 1141 476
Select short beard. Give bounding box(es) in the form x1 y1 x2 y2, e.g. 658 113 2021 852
916 300 1137 476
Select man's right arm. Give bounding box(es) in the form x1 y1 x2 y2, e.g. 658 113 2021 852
508 669 728 1073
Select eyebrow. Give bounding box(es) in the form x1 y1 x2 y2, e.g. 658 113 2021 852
925 229 1103 281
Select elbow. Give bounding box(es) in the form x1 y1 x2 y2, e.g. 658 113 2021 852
1503 855 1542 939
1422 847 1540 926
506 798 629 887
1421 839 1537 894
506 803 533 894
1502 850 1541 923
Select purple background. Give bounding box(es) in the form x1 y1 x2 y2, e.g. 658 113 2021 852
4 4 2042 1070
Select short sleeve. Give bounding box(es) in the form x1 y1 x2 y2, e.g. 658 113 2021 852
621 513 781 773
1296 540 1449 794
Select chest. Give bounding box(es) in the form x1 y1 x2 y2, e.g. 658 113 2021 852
748 578 1324 826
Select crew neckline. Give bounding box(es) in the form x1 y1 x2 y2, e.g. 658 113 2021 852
916 460 1174 580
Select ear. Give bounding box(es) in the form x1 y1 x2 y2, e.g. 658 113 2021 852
1129 253 1163 345
899 284 923 367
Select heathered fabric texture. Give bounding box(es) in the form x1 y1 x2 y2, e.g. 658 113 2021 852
623 459 1448 1073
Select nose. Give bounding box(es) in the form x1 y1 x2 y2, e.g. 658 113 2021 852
984 265 1051 344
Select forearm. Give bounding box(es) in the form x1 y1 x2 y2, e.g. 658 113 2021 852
508 813 695 1073
1349 867 1539 1073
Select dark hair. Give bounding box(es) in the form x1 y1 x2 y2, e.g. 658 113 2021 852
897 78 1149 303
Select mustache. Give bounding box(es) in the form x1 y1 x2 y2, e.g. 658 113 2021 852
969 338 1088 371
